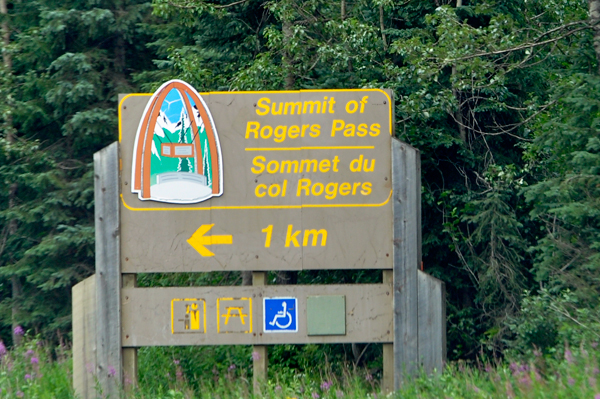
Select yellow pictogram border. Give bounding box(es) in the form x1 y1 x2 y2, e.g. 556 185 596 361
171 298 207 334
216 297 253 334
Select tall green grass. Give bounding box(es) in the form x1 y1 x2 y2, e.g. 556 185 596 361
1 334 599 398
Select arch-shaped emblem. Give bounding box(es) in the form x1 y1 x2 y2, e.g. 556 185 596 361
131 80 223 204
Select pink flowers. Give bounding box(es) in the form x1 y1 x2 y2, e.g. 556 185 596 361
252 351 261 361
320 380 333 390
565 349 574 364
13 326 24 336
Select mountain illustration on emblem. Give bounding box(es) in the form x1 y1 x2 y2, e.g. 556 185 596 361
131 80 223 204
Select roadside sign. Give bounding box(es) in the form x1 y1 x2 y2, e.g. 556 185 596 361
264 297 298 333
74 81 446 399
119 82 393 273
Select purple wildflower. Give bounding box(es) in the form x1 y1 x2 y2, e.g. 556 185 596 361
173 359 180 365
0 341 6 357
594 394 600 399
592 342 599 349
252 351 260 361
108 365 117 377
13 326 24 336
312 392 320 399
228 364 236 371
275 385 282 391
16 391 24 398
518 374 531 388
365 373 373 382
594 368 600 376
565 349 573 364
567 377 575 386
25 349 34 357
321 380 333 390
31 357 39 365
519 364 529 373
25 373 32 380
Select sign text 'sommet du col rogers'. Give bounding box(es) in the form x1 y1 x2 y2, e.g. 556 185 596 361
119 80 393 273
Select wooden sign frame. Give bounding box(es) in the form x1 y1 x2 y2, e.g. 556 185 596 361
72 88 446 398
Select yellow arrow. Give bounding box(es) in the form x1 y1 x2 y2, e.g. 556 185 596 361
187 224 233 257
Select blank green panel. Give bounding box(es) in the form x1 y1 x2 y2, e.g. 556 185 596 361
307 295 346 336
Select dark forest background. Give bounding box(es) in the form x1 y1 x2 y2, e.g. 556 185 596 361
0 0 599 366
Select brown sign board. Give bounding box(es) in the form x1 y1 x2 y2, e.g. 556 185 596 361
119 87 393 272
121 284 392 347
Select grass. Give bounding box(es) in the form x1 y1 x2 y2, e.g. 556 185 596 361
0 335 599 398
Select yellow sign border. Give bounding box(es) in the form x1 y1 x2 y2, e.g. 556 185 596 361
118 89 393 212
121 190 391 211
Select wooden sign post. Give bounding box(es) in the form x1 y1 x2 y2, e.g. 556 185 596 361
72 83 445 398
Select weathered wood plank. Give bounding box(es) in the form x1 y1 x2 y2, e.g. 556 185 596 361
72 275 97 399
382 270 394 393
121 284 393 346
94 142 121 396
392 139 421 388
418 271 446 375
252 272 268 390
122 274 138 389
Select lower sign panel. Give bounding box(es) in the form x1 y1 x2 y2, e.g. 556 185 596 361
121 284 392 346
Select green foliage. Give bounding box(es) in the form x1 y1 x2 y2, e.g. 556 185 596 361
0 0 158 344
524 73 600 304
1 0 600 367
0 335 75 398
506 289 600 356
3 336 600 398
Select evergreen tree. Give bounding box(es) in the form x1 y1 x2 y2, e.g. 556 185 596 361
0 0 158 343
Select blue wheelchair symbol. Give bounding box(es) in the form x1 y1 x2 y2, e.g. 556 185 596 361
263 297 298 333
